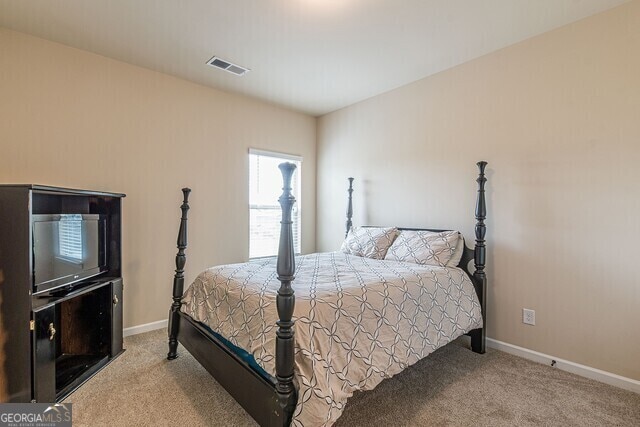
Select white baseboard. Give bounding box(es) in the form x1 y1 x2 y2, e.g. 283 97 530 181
123 319 168 337
486 338 640 394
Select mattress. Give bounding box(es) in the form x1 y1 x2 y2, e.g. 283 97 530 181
181 251 482 426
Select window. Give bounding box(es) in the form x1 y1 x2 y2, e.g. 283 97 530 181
249 149 301 258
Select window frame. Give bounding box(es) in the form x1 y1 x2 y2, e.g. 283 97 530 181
248 148 302 259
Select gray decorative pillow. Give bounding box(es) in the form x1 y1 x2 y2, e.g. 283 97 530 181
385 230 459 266
341 227 399 259
445 233 465 267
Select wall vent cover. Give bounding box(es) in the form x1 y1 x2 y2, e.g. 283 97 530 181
206 56 250 76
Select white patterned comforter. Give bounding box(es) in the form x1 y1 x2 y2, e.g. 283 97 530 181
181 252 482 426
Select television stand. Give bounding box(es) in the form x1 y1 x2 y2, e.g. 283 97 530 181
0 185 125 403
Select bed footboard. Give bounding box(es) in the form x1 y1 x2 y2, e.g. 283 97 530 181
471 161 487 354
166 181 294 426
274 163 298 424
167 188 191 360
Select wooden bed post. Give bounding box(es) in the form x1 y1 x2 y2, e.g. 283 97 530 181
275 163 298 424
471 162 487 354
167 188 191 360
345 177 354 238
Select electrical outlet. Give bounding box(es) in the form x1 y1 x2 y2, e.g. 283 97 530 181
523 308 536 325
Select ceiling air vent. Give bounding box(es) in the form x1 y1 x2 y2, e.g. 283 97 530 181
206 56 250 76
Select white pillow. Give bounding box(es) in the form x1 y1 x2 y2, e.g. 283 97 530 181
385 230 459 267
445 233 465 267
341 227 399 259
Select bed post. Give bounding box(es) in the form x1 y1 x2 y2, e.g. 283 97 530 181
275 163 298 424
471 162 487 354
167 188 191 360
345 177 354 238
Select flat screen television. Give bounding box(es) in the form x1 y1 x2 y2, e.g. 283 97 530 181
32 214 107 294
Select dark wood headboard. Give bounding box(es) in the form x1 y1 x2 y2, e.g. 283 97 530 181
344 162 486 276
345 162 488 352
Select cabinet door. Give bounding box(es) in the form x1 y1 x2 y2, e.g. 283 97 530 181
32 305 56 403
111 279 123 356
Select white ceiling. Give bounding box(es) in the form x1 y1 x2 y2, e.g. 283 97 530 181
0 0 629 116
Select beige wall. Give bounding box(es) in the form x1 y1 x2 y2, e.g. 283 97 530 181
317 2 640 380
0 29 316 329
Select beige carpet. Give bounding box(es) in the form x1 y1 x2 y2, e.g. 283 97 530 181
65 330 639 426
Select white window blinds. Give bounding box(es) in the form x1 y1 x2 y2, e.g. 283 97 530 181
249 150 301 258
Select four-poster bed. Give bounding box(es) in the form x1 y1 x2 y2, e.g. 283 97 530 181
167 161 488 426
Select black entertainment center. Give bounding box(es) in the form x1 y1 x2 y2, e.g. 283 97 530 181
0 185 125 403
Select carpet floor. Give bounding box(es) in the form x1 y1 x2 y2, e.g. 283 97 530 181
64 329 640 426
